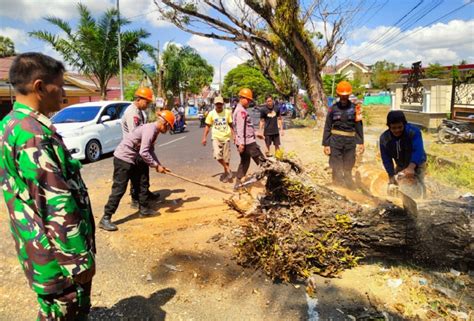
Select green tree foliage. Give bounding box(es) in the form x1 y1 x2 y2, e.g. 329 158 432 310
0 36 15 57
222 63 276 104
30 3 150 99
425 63 445 79
162 44 213 99
159 0 356 116
322 73 347 96
370 60 399 89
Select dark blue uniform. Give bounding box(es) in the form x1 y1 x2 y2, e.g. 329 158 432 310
322 101 364 187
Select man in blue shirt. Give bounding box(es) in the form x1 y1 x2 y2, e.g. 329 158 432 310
379 110 427 197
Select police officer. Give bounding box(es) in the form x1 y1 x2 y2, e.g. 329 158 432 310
322 81 364 188
233 88 266 190
122 87 160 208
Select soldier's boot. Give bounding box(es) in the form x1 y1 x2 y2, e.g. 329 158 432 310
99 216 118 231
139 206 157 218
131 198 139 209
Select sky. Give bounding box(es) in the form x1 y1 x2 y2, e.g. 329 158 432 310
1 0 473 86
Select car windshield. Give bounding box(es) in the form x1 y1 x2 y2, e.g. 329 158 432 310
52 106 101 124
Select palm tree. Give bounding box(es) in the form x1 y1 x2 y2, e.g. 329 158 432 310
30 4 150 99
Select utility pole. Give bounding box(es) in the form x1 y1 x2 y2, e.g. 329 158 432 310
156 40 161 97
331 55 338 98
117 0 124 100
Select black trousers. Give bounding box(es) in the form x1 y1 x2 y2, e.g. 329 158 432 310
104 157 149 217
329 136 356 186
237 142 265 180
130 156 150 200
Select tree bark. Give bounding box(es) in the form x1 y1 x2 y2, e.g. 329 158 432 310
230 158 474 271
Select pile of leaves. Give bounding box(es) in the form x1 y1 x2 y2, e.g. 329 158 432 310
231 158 364 281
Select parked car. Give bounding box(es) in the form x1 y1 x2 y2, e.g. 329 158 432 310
52 101 131 162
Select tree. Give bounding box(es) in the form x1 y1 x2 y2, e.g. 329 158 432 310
157 0 360 116
425 63 445 79
242 46 297 99
222 63 276 104
370 60 399 89
30 4 150 99
0 36 15 57
161 44 214 101
322 73 346 96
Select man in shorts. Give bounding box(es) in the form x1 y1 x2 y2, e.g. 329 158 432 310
201 96 234 182
260 95 283 156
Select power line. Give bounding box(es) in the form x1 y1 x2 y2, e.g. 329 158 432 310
346 0 426 59
350 0 444 61
353 0 473 62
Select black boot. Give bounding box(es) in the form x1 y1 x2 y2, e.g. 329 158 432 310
131 198 139 209
99 216 118 231
147 191 161 200
139 206 157 218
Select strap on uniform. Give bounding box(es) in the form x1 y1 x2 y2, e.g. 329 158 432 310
331 129 356 137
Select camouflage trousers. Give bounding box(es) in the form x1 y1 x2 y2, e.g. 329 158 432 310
36 282 92 321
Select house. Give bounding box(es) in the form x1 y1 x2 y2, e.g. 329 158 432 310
322 59 372 88
0 56 121 120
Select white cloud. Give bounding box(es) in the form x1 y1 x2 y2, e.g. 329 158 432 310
187 35 228 60
185 36 252 83
0 0 112 21
0 27 29 46
339 19 474 66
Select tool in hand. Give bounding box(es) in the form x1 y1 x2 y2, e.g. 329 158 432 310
164 172 233 195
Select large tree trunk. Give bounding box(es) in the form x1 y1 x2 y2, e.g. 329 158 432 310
305 72 327 120
228 158 474 279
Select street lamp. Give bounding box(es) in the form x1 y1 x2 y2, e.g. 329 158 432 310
219 50 235 93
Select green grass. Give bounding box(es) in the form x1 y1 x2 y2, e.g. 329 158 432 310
427 158 474 190
291 118 318 128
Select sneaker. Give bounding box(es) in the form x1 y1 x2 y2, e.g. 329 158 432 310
139 207 157 218
99 216 118 231
225 172 233 182
233 179 242 191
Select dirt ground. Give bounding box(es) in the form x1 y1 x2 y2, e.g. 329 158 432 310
0 108 472 320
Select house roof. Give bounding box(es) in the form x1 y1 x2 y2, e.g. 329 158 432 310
396 63 474 75
0 56 120 95
322 59 370 74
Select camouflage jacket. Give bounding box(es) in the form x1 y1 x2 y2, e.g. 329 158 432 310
0 102 96 295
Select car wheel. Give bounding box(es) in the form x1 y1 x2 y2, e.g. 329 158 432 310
85 139 102 162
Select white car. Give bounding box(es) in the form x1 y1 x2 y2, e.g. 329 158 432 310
52 101 131 162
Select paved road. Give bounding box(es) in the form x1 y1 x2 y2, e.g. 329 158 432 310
81 111 266 185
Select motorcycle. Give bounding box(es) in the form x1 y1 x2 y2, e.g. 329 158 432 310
437 119 474 144
170 114 186 134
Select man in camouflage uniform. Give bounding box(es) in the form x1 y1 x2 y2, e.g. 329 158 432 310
0 53 96 320
122 87 160 208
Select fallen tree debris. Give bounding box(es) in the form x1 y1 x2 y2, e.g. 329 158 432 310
227 157 474 281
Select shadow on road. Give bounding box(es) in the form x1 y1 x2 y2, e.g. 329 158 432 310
90 287 176 321
113 189 200 225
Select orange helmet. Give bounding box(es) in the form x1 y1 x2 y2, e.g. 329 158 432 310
157 110 175 129
238 88 253 101
336 81 352 96
135 87 153 101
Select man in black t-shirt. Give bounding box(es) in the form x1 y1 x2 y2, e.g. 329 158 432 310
260 95 283 156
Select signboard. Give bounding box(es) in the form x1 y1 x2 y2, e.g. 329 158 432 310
156 97 164 108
